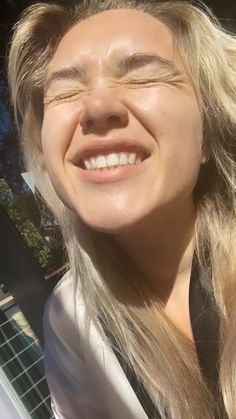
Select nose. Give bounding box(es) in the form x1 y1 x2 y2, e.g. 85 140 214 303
79 92 128 133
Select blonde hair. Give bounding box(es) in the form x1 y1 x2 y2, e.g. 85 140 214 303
8 1 236 417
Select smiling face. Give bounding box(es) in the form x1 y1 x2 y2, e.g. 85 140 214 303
41 9 205 233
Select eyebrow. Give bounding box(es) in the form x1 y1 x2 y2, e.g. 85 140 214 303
44 52 181 94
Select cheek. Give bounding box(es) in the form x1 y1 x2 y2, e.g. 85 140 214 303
41 103 80 170
124 85 203 144
40 104 81 207
125 87 203 194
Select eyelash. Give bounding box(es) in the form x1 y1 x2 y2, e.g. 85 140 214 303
45 90 83 105
127 74 182 85
128 79 154 85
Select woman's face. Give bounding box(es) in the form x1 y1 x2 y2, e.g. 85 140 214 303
41 9 205 233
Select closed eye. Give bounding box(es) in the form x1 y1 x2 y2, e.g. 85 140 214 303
44 89 84 106
128 79 156 85
124 74 184 86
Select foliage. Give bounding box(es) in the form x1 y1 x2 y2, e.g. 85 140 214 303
0 179 52 269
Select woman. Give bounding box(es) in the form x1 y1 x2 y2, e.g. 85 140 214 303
8 1 236 418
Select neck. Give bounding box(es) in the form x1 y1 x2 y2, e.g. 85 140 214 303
112 198 197 303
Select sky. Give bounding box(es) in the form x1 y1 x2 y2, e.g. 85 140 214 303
0 80 11 145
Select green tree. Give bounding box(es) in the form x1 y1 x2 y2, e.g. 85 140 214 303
0 179 52 269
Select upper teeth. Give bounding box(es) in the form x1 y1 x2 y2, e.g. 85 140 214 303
83 152 142 170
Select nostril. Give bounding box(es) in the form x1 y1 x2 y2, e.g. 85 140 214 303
83 115 123 130
107 115 120 124
85 119 94 129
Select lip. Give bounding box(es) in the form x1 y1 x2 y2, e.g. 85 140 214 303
72 137 151 167
74 155 151 184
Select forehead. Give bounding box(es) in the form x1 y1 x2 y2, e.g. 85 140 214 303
49 9 181 72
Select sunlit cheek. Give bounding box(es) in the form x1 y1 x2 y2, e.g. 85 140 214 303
41 103 81 164
124 86 163 112
123 86 182 140
125 81 203 179
40 124 77 209
126 86 203 190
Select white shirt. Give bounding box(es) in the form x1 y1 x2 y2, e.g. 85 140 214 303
43 273 148 419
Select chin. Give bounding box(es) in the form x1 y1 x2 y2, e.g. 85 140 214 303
85 219 133 234
79 211 140 235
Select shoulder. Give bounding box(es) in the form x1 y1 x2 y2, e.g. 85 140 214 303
43 275 111 417
45 270 75 311
43 271 83 354
43 273 148 419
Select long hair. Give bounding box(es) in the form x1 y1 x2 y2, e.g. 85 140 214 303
8 1 236 417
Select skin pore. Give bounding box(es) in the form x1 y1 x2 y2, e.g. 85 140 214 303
41 9 207 340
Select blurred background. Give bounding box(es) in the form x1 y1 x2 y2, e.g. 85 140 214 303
0 1 235 418
0 2 69 418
